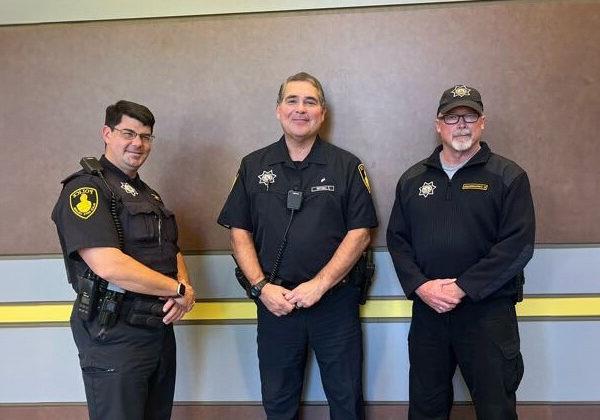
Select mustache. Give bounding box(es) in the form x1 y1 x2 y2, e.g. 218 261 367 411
453 129 471 137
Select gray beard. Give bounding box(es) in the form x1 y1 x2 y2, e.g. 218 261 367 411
451 136 474 152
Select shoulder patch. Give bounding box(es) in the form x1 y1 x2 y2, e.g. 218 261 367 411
69 187 98 219
357 163 372 194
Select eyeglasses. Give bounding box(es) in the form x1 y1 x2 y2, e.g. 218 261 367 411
440 113 480 125
111 127 155 142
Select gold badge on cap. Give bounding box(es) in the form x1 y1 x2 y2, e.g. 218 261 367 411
357 163 372 194
70 187 99 219
451 85 471 98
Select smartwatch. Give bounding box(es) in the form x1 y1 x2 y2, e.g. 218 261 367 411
249 278 269 300
176 281 186 297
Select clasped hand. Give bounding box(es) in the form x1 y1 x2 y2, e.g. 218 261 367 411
260 278 327 317
415 278 465 313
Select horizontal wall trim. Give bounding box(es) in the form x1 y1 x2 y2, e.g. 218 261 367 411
2 296 600 326
3 243 600 259
0 0 475 26
3 400 600 406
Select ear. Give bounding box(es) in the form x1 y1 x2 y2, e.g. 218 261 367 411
101 125 112 142
480 114 486 130
435 118 442 134
275 104 282 122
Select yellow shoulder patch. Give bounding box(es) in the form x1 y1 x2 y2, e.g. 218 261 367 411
69 187 99 219
357 163 372 194
462 183 488 191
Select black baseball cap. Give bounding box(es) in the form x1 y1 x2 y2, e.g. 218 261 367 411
437 84 484 115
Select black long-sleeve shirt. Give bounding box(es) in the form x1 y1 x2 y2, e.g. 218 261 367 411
386 142 535 302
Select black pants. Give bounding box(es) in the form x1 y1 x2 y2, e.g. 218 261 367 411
70 304 176 420
408 298 524 420
257 283 364 420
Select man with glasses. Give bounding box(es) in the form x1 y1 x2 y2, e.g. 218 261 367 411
52 100 195 420
218 72 377 419
387 85 535 419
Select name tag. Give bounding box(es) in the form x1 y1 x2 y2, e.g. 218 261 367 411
311 185 335 192
462 183 488 191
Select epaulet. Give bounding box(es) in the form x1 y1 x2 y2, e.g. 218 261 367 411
61 157 105 185
60 169 88 186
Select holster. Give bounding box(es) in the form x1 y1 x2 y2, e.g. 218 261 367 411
348 249 375 305
514 271 525 303
125 297 165 328
234 267 253 299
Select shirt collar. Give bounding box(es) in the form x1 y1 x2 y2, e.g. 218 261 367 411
265 135 328 167
100 155 141 184
425 141 491 169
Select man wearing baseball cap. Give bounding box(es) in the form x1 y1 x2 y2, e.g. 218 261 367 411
387 85 536 419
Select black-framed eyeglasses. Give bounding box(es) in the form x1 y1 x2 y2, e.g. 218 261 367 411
440 113 480 125
111 127 155 142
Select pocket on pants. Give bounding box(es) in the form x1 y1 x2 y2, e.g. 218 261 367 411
485 305 524 393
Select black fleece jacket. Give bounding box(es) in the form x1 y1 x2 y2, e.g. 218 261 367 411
386 142 535 302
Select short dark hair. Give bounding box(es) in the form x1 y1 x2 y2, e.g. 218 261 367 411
277 72 326 107
105 100 155 131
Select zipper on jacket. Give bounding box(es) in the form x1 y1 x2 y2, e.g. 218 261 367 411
446 180 452 201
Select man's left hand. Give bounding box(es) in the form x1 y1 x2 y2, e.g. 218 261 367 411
284 278 328 309
442 282 466 301
162 284 196 324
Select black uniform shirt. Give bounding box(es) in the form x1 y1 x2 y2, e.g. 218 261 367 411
218 136 378 285
52 156 180 283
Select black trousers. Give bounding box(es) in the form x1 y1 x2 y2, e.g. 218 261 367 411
257 283 365 420
408 297 524 420
70 305 176 420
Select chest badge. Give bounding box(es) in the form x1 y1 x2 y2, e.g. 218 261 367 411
258 170 277 191
418 181 436 198
120 182 139 196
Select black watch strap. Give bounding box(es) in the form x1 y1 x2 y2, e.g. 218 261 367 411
176 282 186 297
250 278 269 299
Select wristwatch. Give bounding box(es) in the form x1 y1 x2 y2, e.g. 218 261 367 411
176 281 186 297
249 278 270 300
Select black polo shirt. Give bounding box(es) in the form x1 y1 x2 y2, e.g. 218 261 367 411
218 136 378 285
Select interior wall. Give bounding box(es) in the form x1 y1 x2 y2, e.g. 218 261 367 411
1 0 599 254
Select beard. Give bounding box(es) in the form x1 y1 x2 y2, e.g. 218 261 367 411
451 129 474 152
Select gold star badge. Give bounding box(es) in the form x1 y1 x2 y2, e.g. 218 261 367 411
418 181 436 198
451 85 471 98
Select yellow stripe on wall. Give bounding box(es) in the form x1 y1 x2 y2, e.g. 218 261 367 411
1 297 599 325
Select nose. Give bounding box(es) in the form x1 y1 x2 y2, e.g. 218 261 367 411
456 115 467 127
131 135 144 146
294 102 306 113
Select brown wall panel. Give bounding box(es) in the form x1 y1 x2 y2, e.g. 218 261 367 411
1 0 599 254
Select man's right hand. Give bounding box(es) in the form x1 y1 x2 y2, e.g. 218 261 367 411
415 278 462 313
259 283 295 316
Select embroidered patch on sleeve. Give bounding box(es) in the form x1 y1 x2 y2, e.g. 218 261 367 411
357 163 372 194
69 187 98 219
462 183 489 191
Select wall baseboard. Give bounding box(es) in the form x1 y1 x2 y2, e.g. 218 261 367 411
2 403 600 419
